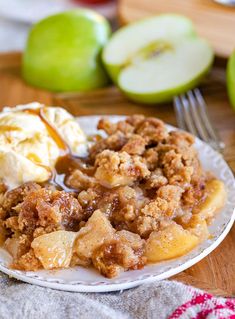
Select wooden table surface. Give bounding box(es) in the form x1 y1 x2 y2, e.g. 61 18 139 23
118 0 235 58
0 52 235 296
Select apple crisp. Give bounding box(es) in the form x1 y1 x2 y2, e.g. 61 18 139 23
0 115 226 278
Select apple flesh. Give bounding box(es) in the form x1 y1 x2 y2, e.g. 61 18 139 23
119 37 213 103
22 9 111 92
103 14 213 104
227 51 235 109
103 14 196 83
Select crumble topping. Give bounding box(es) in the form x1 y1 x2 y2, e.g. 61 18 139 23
0 115 224 278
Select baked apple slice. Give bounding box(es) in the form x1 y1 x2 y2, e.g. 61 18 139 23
31 230 77 269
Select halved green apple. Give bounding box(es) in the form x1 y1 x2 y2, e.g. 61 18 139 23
103 14 214 104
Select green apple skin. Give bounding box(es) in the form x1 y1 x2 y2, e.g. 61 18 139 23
118 63 213 104
22 9 111 92
102 14 197 84
227 51 235 109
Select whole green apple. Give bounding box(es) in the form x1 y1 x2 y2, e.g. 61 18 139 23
227 51 235 109
22 9 111 92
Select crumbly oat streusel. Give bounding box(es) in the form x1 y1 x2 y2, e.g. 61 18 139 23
0 115 224 278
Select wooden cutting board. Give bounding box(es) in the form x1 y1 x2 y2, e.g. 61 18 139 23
118 0 235 58
0 52 235 296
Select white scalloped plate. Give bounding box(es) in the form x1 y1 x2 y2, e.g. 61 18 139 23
0 115 235 292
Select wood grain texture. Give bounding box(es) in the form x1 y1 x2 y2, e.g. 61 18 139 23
118 0 235 58
0 52 235 296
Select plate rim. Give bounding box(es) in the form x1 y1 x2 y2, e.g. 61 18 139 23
0 115 234 292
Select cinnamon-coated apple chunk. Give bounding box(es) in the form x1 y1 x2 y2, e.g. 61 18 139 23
145 223 199 263
193 179 226 221
31 230 77 269
73 209 115 263
181 215 209 241
4 237 21 259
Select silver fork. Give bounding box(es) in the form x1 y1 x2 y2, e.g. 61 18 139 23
173 88 225 152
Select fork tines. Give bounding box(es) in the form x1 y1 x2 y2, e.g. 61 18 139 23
174 88 224 152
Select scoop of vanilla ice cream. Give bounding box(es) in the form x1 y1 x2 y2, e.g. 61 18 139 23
0 103 87 189
41 106 86 155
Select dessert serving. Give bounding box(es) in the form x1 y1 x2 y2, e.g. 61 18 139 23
0 103 226 278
